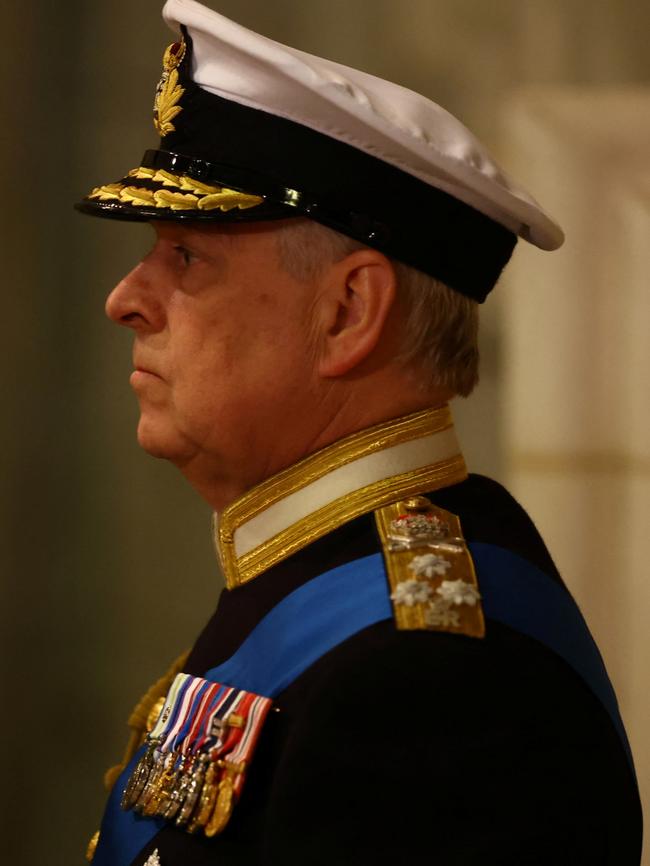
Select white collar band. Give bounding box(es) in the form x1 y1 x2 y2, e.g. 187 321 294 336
214 406 467 588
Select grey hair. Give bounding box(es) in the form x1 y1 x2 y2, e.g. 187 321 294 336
276 219 479 397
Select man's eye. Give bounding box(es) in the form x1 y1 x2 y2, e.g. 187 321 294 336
174 245 197 266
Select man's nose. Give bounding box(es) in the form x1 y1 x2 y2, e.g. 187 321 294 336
105 260 165 331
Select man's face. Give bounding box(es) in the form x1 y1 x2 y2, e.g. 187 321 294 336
105 221 319 507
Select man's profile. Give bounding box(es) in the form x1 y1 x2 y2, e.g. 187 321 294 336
77 1 642 864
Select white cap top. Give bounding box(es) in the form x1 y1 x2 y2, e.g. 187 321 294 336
162 0 564 251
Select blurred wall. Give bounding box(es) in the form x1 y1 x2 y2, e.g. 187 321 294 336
501 85 650 851
2 2 648 864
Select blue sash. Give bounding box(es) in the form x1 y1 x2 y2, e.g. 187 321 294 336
93 544 632 866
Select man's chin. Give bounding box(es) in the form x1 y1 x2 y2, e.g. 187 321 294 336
136 420 191 463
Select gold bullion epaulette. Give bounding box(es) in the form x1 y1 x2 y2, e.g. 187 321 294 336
375 495 485 638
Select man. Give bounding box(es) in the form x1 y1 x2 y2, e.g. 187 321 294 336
77 1 642 864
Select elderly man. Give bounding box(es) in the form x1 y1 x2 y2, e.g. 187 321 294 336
77 2 642 865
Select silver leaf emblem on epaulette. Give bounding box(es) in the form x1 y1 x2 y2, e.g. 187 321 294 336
391 578 436 607
392 576 481 628
437 579 481 606
408 553 452 578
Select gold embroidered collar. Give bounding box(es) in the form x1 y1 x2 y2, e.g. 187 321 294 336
214 405 467 589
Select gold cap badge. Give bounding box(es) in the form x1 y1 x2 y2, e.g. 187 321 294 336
153 39 186 137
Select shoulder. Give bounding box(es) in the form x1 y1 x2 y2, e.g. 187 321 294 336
260 488 642 863
284 615 603 733
267 621 639 865
431 473 563 581
294 487 592 724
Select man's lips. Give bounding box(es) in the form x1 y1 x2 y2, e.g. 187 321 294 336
131 366 164 384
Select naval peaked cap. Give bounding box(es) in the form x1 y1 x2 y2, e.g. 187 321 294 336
77 0 564 301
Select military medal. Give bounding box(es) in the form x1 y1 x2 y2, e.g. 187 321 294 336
121 673 272 837
143 751 176 817
176 755 207 826
121 737 159 811
160 755 189 821
168 756 194 821
188 760 218 833
205 762 240 837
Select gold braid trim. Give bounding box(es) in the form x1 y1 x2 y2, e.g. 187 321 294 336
89 170 264 213
199 191 264 211
86 831 100 863
88 183 123 201
154 189 200 210
152 168 181 187
120 186 156 207
179 175 228 195
127 167 156 180
103 650 190 791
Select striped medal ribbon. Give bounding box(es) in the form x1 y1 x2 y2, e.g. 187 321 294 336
119 673 272 837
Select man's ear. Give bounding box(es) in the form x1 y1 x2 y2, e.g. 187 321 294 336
315 249 398 378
